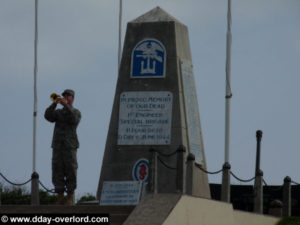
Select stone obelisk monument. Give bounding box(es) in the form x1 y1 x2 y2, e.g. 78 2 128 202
97 7 210 200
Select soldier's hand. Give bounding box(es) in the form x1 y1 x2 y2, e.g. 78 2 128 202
59 98 68 106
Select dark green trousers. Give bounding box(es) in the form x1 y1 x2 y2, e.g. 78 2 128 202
52 145 78 193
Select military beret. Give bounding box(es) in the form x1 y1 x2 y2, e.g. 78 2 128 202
62 89 75 97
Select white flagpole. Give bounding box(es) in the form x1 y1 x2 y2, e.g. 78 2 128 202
33 0 38 173
118 0 123 67
31 0 39 205
224 0 232 164
221 0 232 203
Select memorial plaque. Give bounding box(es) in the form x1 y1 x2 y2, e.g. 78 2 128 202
100 181 143 206
117 91 173 145
181 59 203 164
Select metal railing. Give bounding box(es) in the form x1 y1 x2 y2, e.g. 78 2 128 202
148 146 299 217
0 172 55 206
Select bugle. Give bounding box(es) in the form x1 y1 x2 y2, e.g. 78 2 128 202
50 93 62 103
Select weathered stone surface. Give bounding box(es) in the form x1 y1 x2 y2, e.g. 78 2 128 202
124 194 181 225
124 194 279 225
130 6 182 24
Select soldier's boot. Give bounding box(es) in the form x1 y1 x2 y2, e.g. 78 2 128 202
55 193 64 205
65 192 74 206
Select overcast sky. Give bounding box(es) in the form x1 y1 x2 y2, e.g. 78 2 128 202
0 0 300 200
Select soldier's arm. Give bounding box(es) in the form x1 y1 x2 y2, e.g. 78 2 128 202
64 106 81 125
44 103 58 122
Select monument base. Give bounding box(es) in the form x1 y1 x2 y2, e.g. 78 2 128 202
124 194 280 225
0 195 280 225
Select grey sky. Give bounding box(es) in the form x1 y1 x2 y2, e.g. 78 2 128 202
0 0 300 199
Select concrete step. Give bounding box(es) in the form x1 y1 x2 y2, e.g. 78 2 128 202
0 205 135 225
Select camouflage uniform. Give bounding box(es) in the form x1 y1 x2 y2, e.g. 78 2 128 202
44 102 81 194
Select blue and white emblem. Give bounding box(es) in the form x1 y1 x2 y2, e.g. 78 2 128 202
131 39 166 78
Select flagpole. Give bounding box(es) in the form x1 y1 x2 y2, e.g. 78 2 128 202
221 0 232 203
118 0 123 67
33 0 38 174
31 0 40 205
224 0 232 164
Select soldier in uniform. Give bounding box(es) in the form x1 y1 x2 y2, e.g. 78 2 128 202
44 89 81 205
